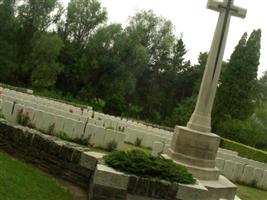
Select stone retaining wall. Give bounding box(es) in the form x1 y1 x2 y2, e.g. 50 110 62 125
0 119 97 190
92 164 180 200
0 119 240 200
0 119 186 200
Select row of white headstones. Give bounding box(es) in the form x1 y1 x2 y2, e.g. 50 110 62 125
0 87 172 151
2 87 267 190
216 149 267 190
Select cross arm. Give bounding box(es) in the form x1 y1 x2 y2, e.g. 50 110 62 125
231 6 247 19
207 0 247 19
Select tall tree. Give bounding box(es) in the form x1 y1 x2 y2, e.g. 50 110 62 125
126 10 176 122
81 23 148 115
255 71 267 108
57 0 107 94
169 52 207 127
160 38 191 121
214 29 262 127
16 0 62 84
0 0 18 83
64 0 107 46
24 33 63 88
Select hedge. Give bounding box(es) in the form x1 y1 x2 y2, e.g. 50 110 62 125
221 138 267 164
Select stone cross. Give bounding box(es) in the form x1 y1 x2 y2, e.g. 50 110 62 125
187 0 247 133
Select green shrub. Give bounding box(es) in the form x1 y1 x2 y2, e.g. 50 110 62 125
106 140 118 152
135 137 142 147
0 110 4 119
221 138 267 164
218 117 266 147
71 138 88 146
54 131 70 141
170 95 196 127
104 150 195 184
47 123 55 135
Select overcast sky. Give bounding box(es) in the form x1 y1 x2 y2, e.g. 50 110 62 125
61 0 266 77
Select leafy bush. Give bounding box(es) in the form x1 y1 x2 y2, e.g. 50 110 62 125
218 116 266 147
104 150 195 184
54 131 70 141
221 138 267 165
71 138 88 146
0 110 4 119
135 137 142 147
103 95 126 116
105 140 118 152
170 95 196 127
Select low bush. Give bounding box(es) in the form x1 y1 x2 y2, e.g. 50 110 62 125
104 150 195 184
217 117 266 147
105 140 118 152
0 110 4 119
221 138 267 164
135 137 142 147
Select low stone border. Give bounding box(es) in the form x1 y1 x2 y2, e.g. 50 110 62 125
0 119 97 190
0 119 239 200
91 163 221 200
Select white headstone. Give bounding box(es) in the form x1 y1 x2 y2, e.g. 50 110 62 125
151 142 164 157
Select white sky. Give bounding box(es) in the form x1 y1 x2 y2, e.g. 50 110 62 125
61 0 266 77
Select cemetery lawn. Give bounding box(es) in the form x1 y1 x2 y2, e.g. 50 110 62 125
0 151 72 200
236 184 267 200
123 143 151 154
88 143 151 154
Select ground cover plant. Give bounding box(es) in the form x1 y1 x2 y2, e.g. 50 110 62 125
0 151 72 200
104 150 195 184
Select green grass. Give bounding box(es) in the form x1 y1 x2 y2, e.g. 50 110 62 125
236 184 267 200
122 143 152 154
0 151 72 200
221 138 267 164
85 143 152 154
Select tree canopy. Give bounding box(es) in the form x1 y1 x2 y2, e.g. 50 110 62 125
0 0 266 149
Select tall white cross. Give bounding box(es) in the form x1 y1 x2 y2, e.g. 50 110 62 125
187 0 247 133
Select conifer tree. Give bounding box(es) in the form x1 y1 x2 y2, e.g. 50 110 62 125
214 29 262 125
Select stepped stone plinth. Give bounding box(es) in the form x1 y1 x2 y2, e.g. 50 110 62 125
166 0 247 199
168 126 220 180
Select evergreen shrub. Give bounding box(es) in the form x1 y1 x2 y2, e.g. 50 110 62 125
104 150 195 184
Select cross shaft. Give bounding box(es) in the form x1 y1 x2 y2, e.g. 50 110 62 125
186 0 247 133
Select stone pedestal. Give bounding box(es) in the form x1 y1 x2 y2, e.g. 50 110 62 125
166 126 237 200
167 126 220 180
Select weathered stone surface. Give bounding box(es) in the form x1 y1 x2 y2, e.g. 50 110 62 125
80 151 98 170
0 120 97 190
127 176 178 200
